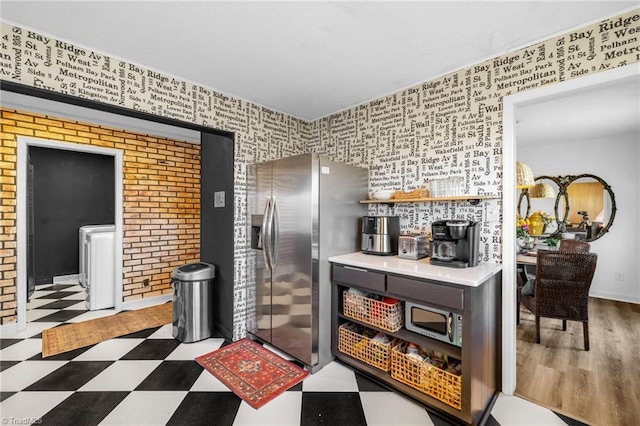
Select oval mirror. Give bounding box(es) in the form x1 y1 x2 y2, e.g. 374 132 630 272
517 188 530 219
557 174 616 242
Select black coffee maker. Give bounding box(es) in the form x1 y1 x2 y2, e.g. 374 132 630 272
429 220 481 268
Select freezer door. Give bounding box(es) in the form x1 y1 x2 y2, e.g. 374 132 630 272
270 154 315 366
246 161 273 343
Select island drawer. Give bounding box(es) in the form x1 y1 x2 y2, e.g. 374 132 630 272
387 275 463 310
333 264 386 292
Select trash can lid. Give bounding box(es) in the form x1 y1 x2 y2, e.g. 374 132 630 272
172 261 215 281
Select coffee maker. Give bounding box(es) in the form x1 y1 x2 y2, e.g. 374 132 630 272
429 220 481 268
361 216 400 255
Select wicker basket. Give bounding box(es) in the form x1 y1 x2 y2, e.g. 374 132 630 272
392 188 428 199
391 342 462 410
338 323 396 372
343 290 403 332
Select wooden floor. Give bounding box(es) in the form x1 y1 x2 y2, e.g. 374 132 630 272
516 297 640 426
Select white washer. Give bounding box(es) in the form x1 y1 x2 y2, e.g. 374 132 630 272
85 230 115 310
79 225 114 287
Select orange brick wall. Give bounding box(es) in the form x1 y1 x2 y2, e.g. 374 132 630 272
0 108 201 324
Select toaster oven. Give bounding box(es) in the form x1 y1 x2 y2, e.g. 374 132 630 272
398 234 428 260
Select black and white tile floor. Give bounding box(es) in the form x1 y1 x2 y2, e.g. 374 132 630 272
0 281 584 426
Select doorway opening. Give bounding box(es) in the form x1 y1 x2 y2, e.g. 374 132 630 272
17 137 124 330
3 84 235 340
501 63 640 397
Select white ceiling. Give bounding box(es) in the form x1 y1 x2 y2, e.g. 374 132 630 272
1 1 636 121
517 72 640 146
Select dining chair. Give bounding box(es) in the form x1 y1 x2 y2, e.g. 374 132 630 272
558 239 590 253
518 250 598 350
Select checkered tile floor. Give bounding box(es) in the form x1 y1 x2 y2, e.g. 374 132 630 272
0 281 583 425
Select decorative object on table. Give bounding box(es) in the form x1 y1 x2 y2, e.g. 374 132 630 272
42 303 172 357
546 237 559 250
527 211 545 236
527 210 554 236
515 161 535 188
517 250 598 351
196 338 309 409
516 236 536 252
516 216 535 253
516 216 529 238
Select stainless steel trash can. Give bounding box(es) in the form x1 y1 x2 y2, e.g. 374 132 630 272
171 261 215 343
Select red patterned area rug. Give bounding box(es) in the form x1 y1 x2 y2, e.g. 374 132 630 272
196 338 309 409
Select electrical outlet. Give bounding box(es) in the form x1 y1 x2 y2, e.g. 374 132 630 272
615 273 624 281
143 278 150 286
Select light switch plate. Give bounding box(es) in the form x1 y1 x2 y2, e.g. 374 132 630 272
214 191 225 208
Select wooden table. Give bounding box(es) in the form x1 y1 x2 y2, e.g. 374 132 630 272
516 254 537 266
516 253 537 285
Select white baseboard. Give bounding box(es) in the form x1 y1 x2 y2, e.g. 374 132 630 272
53 273 80 283
590 290 640 304
122 294 172 311
0 322 18 336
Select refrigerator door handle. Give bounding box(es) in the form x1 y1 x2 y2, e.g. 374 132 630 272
262 196 272 270
270 195 279 270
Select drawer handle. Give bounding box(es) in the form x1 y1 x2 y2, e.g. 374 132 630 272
343 266 368 272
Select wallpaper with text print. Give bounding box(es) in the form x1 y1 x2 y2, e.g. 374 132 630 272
310 8 639 264
1 8 639 338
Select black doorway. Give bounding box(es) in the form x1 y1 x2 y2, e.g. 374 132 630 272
29 146 115 287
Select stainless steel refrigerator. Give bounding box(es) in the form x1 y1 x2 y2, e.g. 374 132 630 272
247 153 367 372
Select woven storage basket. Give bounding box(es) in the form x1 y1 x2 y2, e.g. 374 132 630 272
392 188 428 199
343 290 403 332
338 323 396 372
391 342 462 410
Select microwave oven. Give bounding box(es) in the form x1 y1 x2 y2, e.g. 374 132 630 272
405 301 462 347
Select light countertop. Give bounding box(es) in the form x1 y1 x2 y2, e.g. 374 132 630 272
328 252 502 287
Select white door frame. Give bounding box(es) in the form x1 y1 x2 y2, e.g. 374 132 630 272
501 62 640 394
16 136 124 330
